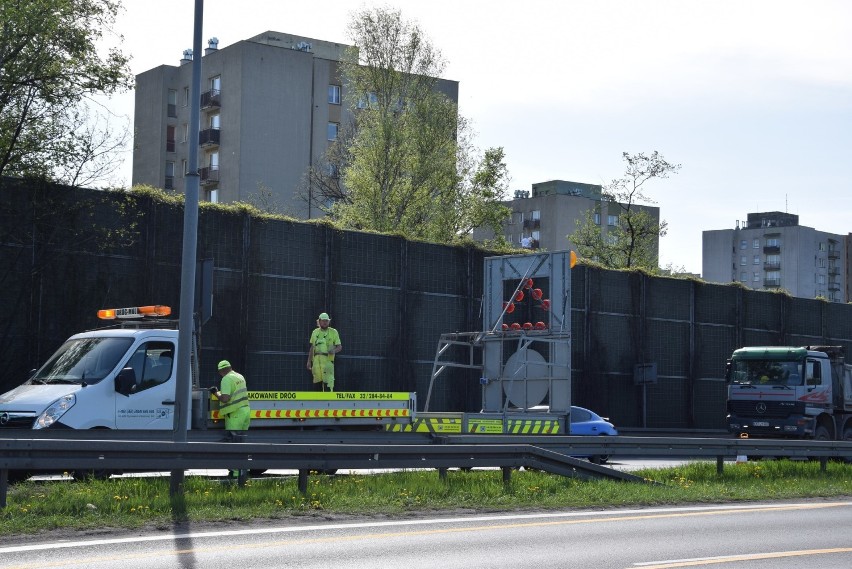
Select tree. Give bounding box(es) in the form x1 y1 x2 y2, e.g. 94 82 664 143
0 0 132 185
570 151 680 270
308 7 510 243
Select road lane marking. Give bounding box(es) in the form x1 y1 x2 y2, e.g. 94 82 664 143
0 501 849 558
632 547 852 568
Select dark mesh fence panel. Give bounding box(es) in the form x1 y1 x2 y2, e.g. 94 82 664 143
647 320 691 378
647 377 688 427
646 276 692 321
334 231 400 287
694 324 737 379
692 380 727 429
787 297 823 340
6 180 852 431
695 282 739 325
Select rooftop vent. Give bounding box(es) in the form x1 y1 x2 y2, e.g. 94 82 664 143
205 37 219 55
180 49 193 65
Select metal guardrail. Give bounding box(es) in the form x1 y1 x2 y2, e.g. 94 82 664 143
1 432 850 508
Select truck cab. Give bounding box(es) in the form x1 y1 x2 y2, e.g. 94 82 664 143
726 345 852 441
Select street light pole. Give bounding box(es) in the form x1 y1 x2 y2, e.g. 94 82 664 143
171 0 204 498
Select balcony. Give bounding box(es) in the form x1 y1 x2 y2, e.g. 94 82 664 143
828 283 841 292
763 262 780 270
199 128 220 147
828 267 839 276
763 278 781 288
763 245 780 254
199 166 220 186
523 218 540 230
200 89 221 110
828 249 839 259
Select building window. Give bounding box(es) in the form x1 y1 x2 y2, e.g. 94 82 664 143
357 92 378 109
740 240 747 250
752 239 759 249
182 159 188 176
817 274 826 285
208 189 219 203
818 242 826 251
531 210 540 221
753 272 760 282
766 238 779 247
740 272 747 282
165 161 175 190
328 85 341 105
818 258 826 268
594 212 601 225
327 122 338 141
607 214 618 226
210 75 221 92
740 256 747 266
753 255 760 265
166 125 175 152
765 254 780 267
182 123 188 143
183 87 190 106
167 89 177 118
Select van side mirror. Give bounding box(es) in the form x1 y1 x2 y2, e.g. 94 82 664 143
115 367 137 396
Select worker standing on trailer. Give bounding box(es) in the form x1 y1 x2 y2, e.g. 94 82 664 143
307 312 342 391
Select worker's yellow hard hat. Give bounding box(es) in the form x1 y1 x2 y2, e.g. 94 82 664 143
217 360 231 370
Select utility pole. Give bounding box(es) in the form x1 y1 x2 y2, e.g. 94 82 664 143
171 0 204 499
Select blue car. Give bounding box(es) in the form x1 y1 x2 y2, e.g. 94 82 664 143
570 406 618 463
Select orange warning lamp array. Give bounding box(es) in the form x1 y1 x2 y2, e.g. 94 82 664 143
97 305 172 320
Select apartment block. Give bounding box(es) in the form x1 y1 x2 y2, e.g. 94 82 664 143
702 212 850 302
132 31 459 218
477 180 661 258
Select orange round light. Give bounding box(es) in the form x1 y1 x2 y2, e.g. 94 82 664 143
515 290 524 302
510 322 521 330
532 288 543 300
541 299 551 311
522 322 533 330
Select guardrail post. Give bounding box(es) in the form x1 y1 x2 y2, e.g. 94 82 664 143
819 457 828 472
438 467 448 480
502 466 512 485
716 456 724 475
298 469 309 494
0 468 7 509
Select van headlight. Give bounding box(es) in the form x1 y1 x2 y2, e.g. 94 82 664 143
34 394 76 429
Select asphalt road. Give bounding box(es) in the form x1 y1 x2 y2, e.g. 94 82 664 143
1 501 850 568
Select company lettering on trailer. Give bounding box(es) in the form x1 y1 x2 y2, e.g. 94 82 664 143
246 391 410 401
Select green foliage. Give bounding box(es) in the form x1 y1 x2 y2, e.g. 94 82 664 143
0 0 132 185
570 151 680 271
317 7 510 245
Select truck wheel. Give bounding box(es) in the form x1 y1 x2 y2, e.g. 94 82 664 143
814 425 831 441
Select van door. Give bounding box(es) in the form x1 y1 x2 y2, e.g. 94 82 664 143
115 340 177 429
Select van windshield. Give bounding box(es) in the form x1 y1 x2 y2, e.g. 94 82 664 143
30 337 134 385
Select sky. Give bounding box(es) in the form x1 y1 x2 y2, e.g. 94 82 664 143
99 0 852 275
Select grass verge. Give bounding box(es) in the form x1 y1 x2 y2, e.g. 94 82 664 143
2 460 850 537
